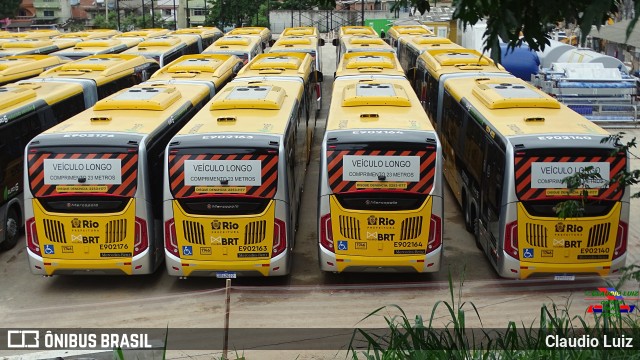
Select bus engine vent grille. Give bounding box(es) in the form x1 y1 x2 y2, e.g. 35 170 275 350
182 220 205 245
244 220 267 245
43 219 66 243
588 223 610 248
525 223 547 248
400 216 423 240
105 219 126 243
339 215 361 240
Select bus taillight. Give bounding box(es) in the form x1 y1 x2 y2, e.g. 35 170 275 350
319 213 334 252
613 221 628 260
164 219 179 257
26 218 40 255
134 217 148 256
504 221 519 260
272 218 286 258
426 214 441 253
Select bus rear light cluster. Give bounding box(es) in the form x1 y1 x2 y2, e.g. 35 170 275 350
133 217 148 257
271 218 286 258
164 218 179 257
613 221 628 260
26 217 40 255
504 221 519 260
426 214 441 254
319 213 334 253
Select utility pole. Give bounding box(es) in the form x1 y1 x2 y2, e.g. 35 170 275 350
173 0 177 29
151 0 155 27
186 0 190 27
116 0 121 31
361 0 364 26
142 1 146 27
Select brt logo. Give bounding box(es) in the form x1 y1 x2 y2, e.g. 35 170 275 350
367 216 395 226
555 222 583 233
71 218 99 229
211 220 239 230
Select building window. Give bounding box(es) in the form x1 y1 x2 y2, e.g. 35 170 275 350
44 10 55 17
193 9 207 16
164 9 172 16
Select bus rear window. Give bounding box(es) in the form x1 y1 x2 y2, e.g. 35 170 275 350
27 146 138 198
514 147 626 216
168 147 278 199
326 142 436 195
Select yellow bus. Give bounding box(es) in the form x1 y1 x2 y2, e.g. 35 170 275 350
413 48 508 128
318 75 443 273
0 39 76 58
334 35 394 68
269 36 325 109
148 54 242 99
50 39 132 61
396 35 462 76
437 75 629 279
335 51 405 79
24 82 212 275
0 29 61 44
123 35 201 67
0 55 155 252
172 27 224 52
281 27 321 38
54 29 121 41
0 55 65 85
225 27 272 50
270 35 325 73
336 26 377 39
384 24 434 50
203 36 262 64
111 29 171 49
162 55 320 277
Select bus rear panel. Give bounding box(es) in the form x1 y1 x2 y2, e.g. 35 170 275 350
319 130 443 273
25 137 149 275
164 135 289 277
499 137 629 279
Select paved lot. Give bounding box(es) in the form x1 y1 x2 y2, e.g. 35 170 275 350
1 35 639 360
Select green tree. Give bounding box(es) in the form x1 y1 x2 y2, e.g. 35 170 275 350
0 0 21 20
92 12 118 29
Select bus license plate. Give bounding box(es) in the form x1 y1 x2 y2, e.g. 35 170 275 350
216 272 237 279
554 274 576 281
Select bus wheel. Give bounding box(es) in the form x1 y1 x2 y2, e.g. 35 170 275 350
0 208 20 251
463 197 473 233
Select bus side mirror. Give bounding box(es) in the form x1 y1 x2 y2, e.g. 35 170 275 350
319 39 325 46
314 71 323 83
332 39 338 46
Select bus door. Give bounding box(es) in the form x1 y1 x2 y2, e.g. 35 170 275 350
478 137 506 264
166 136 287 263
26 140 144 263
322 132 442 259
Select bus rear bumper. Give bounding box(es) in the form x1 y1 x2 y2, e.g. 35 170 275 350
165 251 290 277
501 253 627 279
319 246 441 273
27 250 154 276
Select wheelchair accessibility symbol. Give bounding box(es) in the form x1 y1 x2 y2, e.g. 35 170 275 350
523 248 534 259
44 244 54 255
182 246 193 256
337 241 348 251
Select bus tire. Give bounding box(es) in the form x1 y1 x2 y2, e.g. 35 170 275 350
463 195 473 233
0 208 20 251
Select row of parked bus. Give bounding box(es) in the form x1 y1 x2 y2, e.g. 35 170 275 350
319 24 630 279
3 24 631 280
0 27 224 86
10 26 323 277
